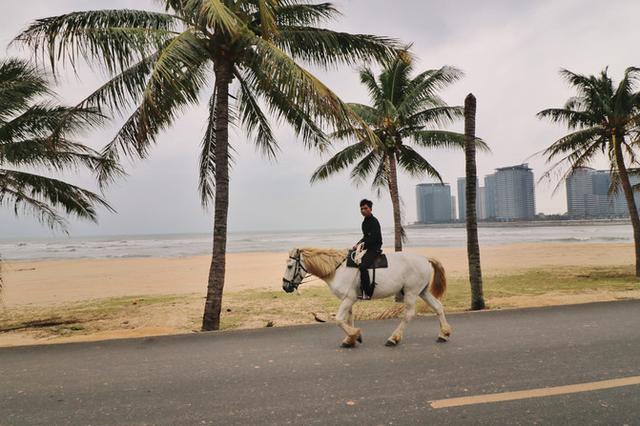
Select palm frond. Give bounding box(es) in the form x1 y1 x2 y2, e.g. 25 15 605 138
358 67 385 109
274 2 339 26
98 30 210 183
397 66 464 116
197 0 244 35
257 0 279 39
276 26 397 68
405 105 463 129
239 66 329 150
395 144 443 181
77 51 161 115
310 141 370 183
536 108 598 129
410 130 488 151
541 127 603 161
0 169 114 230
351 149 383 185
199 90 216 206
244 35 354 146
236 72 278 158
347 103 381 126
370 153 389 190
0 59 50 121
13 9 179 74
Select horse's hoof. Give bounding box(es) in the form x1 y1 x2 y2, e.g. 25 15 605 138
340 342 355 348
385 339 397 347
436 336 448 343
357 335 363 344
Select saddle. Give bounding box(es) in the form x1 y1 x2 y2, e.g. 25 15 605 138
346 249 388 269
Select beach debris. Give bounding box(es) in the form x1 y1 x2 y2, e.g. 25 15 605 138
311 312 327 323
265 321 274 327
377 305 404 320
0 318 81 333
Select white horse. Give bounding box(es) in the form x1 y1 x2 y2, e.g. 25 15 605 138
282 248 452 347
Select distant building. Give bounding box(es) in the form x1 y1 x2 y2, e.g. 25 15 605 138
416 183 453 223
478 187 487 220
566 168 635 218
450 196 457 221
492 163 536 220
484 174 497 219
566 167 596 217
456 177 481 219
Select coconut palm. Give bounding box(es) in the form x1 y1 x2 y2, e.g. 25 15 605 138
311 54 485 251
15 0 398 330
538 67 640 277
463 93 484 310
0 58 117 292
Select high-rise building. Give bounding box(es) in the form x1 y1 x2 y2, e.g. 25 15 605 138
415 183 453 223
566 167 596 217
457 177 481 219
484 174 497 219
492 164 536 220
450 196 457 221
478 187 487 220
566 168 635 217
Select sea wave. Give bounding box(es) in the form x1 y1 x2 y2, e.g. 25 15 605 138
0 224 633 261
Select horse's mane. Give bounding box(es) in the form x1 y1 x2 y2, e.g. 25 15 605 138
299 247 348 279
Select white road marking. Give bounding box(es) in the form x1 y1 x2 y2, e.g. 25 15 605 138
429 375 640 409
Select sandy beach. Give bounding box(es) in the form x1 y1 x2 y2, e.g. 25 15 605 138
1 242 633 307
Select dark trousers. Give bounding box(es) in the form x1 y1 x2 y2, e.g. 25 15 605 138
359 248 380 297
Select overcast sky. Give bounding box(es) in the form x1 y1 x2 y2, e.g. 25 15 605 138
1 0 639 239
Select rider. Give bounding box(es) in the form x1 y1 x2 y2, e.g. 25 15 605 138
354 199 383 300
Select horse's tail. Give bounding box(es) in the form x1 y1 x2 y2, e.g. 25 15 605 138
427 258 446 300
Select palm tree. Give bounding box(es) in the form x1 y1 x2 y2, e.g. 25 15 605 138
15 1 398 330
464 93 485 310
0 58 117 291
538 67 640 277
311 54 484 251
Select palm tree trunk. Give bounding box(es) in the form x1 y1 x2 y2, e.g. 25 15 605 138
202 62 233 331
612 132 640 277
387 151 403 252
464 93 485 310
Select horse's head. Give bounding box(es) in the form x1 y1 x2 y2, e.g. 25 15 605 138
282 248 307 293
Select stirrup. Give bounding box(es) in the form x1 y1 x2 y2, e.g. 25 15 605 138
358 292 372 300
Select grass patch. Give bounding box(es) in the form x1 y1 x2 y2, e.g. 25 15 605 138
0 294 195 337
1 266 638 344
219 265 640 328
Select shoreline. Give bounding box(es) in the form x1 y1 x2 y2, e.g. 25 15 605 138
406 218 631 229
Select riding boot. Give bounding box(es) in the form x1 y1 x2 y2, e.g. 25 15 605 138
359 267 372 300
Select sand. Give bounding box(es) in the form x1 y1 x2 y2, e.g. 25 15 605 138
1 242 634 307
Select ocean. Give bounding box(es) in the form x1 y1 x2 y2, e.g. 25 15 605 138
0 223 632 261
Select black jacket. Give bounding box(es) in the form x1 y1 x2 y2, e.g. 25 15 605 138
359 215 382 250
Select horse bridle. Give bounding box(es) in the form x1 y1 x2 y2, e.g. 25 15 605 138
283 250 310 290
283 249 348 291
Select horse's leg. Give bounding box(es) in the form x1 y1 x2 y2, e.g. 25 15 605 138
336 297 361 348
421 291 452 342
385 295 417 346
347 307 362 343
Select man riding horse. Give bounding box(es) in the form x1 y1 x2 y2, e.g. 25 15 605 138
354 199 382 300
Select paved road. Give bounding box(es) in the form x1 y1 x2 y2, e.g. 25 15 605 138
1 300 639 425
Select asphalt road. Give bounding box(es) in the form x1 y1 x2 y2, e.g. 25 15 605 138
1 300 639 425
